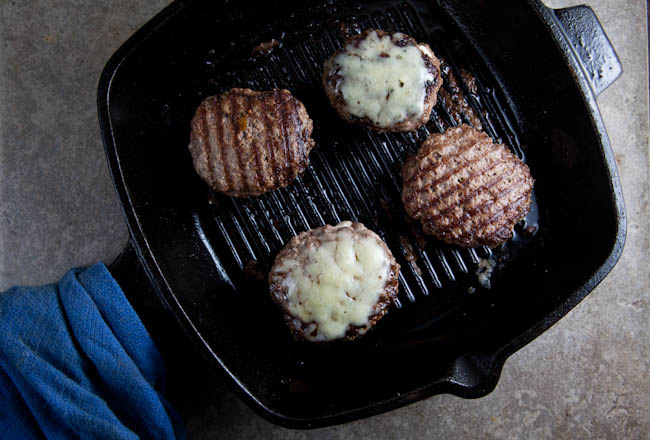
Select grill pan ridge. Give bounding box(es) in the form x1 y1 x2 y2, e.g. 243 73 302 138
99 0 625 429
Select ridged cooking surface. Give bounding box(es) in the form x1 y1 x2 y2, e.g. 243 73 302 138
197 3 536 313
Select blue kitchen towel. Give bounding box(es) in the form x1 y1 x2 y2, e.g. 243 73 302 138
0 263 184 439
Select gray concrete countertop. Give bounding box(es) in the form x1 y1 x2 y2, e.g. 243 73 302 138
1 0 648 438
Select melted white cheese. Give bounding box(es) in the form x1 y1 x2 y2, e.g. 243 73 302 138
276 221 391 341
334 30 433 128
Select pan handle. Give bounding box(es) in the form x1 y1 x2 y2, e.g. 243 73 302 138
109 240 171 326
109 240 211 386
549 5 622 96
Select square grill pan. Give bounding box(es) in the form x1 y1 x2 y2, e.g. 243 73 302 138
99 0 625 428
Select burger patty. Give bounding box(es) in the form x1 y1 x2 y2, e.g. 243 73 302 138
268 221 400 342
401 124 534 248
322 29 443 132
188 88 315 197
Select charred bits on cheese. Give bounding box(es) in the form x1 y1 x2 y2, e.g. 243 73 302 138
322 29 443 132
269 221 400 342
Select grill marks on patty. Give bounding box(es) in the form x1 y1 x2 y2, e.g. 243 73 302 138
189 88 314 197
401 124 534 248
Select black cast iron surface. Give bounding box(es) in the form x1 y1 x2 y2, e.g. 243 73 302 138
99 0 625 428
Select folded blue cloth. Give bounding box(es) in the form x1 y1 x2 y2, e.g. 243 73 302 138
0 263 184 439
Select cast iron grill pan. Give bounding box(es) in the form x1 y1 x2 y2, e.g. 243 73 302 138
100 0 624 429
